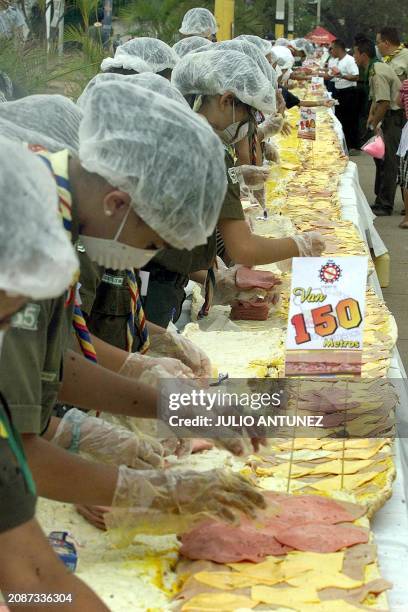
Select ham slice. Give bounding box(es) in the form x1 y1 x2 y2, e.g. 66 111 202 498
180 519 293 563
270 494 365 525
230 298 270 321
235 267 281 290
180 493 367 563
275 523 369 553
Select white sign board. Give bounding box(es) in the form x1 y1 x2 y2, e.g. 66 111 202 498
298 107 316 141
285 256 368 375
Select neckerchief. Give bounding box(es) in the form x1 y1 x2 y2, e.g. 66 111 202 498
126 269 149 353
33 147 97 364
383 44 405 63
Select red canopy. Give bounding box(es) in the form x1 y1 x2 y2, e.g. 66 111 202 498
305 26 336 45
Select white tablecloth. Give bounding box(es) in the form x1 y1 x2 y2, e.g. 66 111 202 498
338 154 408 610
339 161 388 257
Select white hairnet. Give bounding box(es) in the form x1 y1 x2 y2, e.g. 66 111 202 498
101 37 178 74
0 138 78 299
172 49 276 114
0 94 81 153
211 39 278 92
275 37 289 46
173 36 212 58
77 72 187 109
235 34 271 57
269 45 295 70
292 38 314 56
179 8 217 37
78 81 227 250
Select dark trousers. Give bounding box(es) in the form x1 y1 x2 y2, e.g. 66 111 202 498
374 109 406 211
334 86 359 150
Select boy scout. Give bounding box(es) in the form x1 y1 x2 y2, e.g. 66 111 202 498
354 38 406 216
0 141 108 611
0 82 264 520
143 49 325 327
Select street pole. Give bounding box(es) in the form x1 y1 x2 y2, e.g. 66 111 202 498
287 0 294 40
275 0 285 39
317 0 321 26
102 0 113 45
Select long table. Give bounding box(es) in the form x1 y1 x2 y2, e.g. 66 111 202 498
338 154 408 610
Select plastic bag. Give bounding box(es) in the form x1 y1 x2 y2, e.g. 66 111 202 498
361 135 385 160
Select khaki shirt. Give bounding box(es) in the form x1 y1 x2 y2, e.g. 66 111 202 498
0 397 36 533
0 296 75 434
152 150 245 275
78 251 140 352
369 62 401 109
388 48 408 81
0 150 79 433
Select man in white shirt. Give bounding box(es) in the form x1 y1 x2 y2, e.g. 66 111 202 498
331 38 360 150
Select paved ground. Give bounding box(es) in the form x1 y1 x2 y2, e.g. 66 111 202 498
353 153 408 369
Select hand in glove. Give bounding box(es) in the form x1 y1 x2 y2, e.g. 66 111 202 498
148 331 212 379
281 119 292 136
113 466 265 522
119 352 195 381
264 140 280 164
292 231 326 256
258 114 284 140
276 90 287 114
232 164 270 190
52 408 164 469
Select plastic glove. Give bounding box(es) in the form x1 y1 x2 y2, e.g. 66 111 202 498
119 352 195 381
264 140 280 164
232 164 270 190
113 465 265 521
281 119 292 136
148 331 212 379
276 90 287 114
258 114 284 140
52 408 164 469
292 231 326 256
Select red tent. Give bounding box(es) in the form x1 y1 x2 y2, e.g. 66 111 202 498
306 26 336 45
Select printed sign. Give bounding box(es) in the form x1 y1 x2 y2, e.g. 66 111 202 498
298 107 316 140
285 256 368 375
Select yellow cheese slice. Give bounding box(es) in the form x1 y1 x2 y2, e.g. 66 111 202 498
278 439 325 451
287 570 363 589
309 471 379 492
322 439 386 451
308 459 375 475
300 600 370 612
228 558 282 577
193 570 282 589
282 551 344 577
257 476 309 492
332 442 390 460
256 463 311 478
181 593 257 611
251 585 319 606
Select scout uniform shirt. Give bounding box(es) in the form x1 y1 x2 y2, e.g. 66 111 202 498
142 149 245 328
387 47 408 81
0 150 78 434
78 251 143 353
369 62 401 108
0 393 36 533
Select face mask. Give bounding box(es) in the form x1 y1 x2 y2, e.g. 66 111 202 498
275 65 283 79
79 205 160 270
375 45 382 59
221 101 250 145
